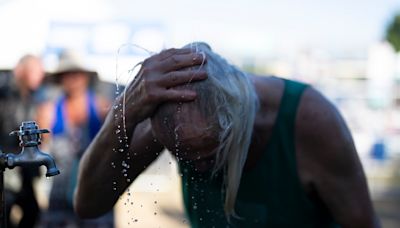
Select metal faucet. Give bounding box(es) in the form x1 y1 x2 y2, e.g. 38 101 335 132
0 121 60 227
6 121 60 177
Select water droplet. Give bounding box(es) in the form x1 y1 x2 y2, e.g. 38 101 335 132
113 187 117 191
119 148 124 152
193 205 197 210
115 129 121 134
134 219 138 222
154 201 157 204
154 212 157 215
127 178 131 182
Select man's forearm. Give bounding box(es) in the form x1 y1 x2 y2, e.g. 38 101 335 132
74 107 138 218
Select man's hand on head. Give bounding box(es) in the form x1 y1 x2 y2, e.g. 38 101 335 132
120 48 207 124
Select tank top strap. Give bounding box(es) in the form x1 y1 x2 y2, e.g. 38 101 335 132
277 79 308 134
52 96 66 135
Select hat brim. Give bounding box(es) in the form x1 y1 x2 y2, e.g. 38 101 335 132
47 69 99 84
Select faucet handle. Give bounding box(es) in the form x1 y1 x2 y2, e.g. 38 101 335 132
10 121 50 136
9 121 50 147
9 129 49 136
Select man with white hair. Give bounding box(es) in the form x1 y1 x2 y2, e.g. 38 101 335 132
74 43 379 227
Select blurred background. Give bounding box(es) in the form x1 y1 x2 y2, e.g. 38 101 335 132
1 0 400 227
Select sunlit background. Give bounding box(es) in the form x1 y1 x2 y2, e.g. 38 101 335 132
1 0 400 227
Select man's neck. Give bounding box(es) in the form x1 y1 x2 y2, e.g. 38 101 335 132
244 76 285 171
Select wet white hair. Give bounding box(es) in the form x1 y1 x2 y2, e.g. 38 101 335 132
183 42 259 219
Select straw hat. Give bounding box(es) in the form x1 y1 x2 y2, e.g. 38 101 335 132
51 50 98 83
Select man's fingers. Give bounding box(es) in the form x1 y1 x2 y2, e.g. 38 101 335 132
160 70 207 88
157 52 206 73
162 89 197 102
157 48 192 61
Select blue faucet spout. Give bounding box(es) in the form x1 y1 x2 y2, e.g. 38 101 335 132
6 121 60 177
6 146 60 177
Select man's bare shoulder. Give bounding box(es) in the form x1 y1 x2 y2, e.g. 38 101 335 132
295 85 360 178
295 86 379 227
252 75 285 113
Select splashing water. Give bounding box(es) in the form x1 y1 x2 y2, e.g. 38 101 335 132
113 44 157 226
113 44 155 187
112 42 207 226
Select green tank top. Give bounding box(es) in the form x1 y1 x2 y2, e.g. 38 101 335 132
179 79 339 227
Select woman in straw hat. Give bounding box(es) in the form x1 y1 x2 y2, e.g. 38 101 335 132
38 50 113 227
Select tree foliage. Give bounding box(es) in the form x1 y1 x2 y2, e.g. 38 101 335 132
386 13 400 52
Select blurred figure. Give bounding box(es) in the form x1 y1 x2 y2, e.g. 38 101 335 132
0 55 46 228
39 50 112 227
